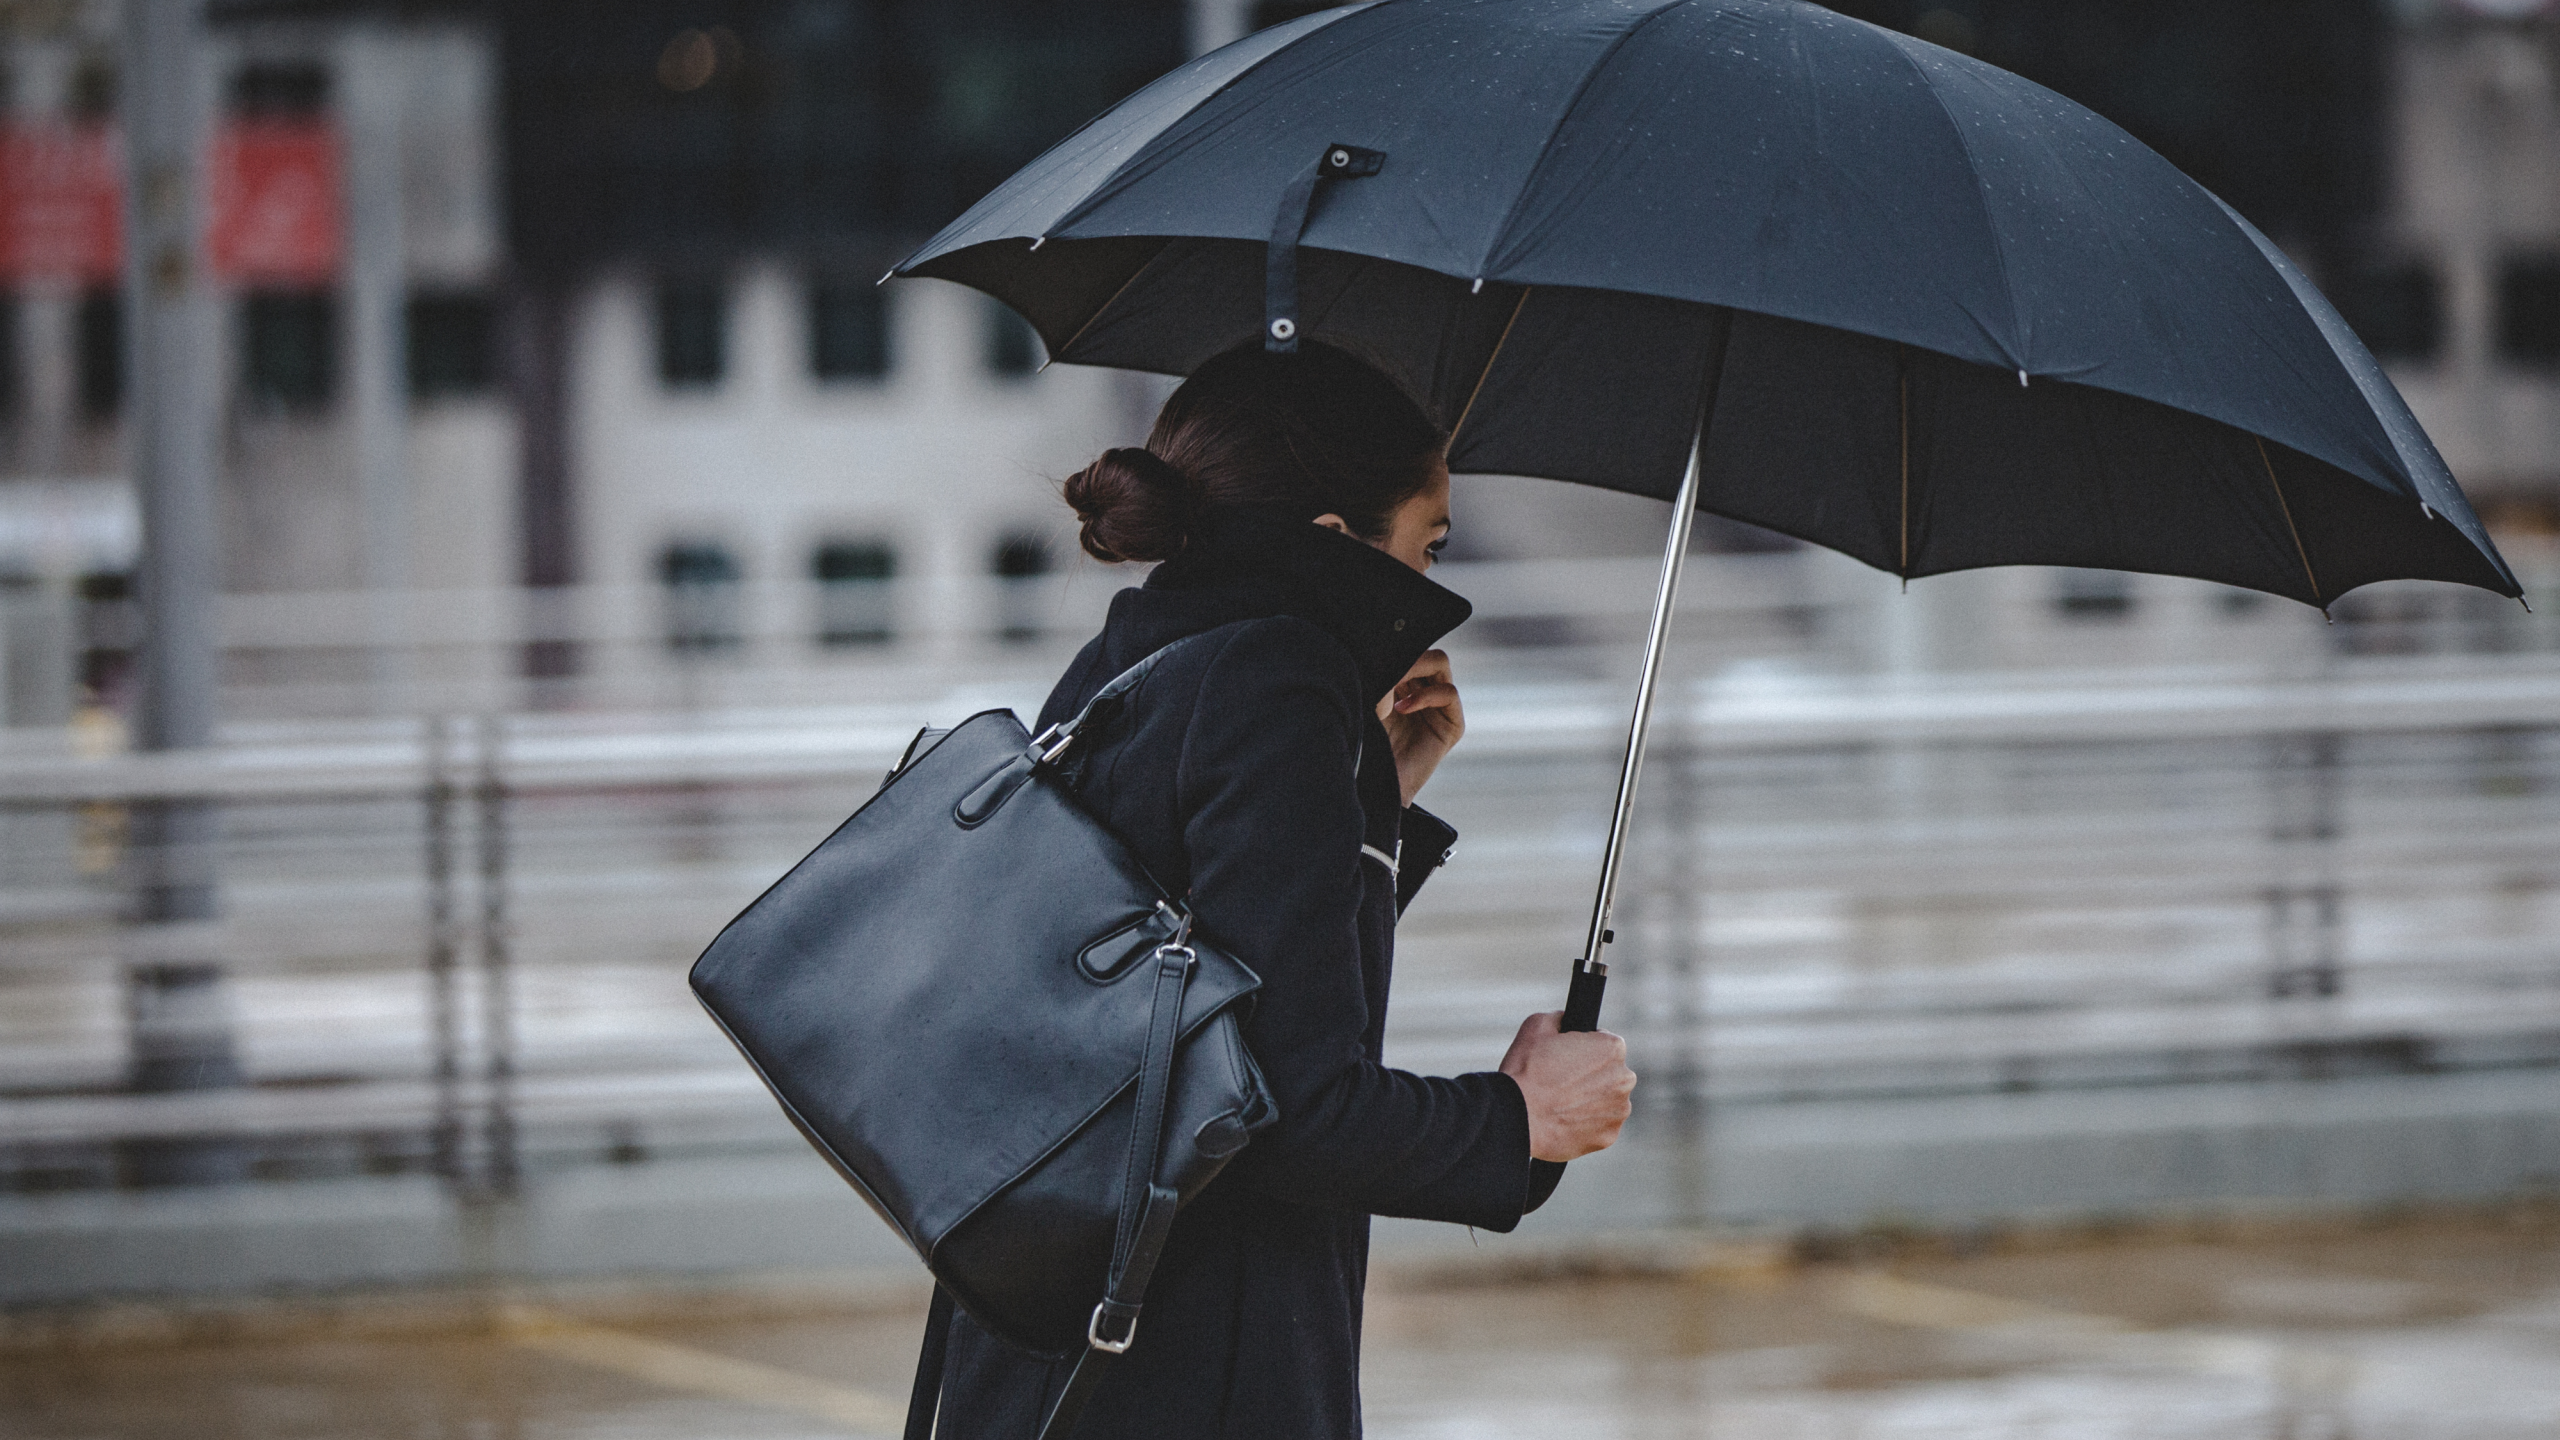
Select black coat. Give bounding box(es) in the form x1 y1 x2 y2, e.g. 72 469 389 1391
934 508 1537 1438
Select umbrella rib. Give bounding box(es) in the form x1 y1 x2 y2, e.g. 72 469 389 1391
1050 243 1174 365
1476 3 1684 277
1448 287 1532 449
2255 436 2324 608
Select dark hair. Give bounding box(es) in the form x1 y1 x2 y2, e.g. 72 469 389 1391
1063 342 1446 564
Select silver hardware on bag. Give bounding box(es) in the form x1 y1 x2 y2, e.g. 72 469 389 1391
1155 899 1195 950
1033 723 1078 764
1088 1302 1138 1354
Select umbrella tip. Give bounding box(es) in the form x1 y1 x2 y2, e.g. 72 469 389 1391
2420 501 2437 521
1471 276 1484 294
2017 368 2029 388
2321 606 2335 625
876 268 895 286
1030 235 1046 251
2523 596 2537 615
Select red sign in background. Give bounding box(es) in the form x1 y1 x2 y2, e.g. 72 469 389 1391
0 126 124 282
0 120 342 284
207 122 342 285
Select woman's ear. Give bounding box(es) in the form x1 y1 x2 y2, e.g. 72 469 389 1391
1311 513 1352 536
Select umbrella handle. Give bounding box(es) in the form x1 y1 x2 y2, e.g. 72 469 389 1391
1521 963 1609 1211
1560 960 1607 1033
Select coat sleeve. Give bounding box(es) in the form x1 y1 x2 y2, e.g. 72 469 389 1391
1176 619 1531 1231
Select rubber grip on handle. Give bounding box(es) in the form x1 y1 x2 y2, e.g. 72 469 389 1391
1561 963 1608 1033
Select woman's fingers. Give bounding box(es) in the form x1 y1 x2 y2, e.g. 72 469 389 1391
1392 678 1457 714
1499 1013 1637 1163
1382 650 1465 804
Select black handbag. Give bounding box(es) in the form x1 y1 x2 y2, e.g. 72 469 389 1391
689 638 1275 1440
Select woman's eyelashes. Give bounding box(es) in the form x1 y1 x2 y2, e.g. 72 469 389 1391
1425 532 1450 562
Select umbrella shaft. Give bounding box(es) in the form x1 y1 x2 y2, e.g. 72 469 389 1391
1580 424 1706 973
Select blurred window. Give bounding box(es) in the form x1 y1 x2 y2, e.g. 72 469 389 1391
2494 254 2560 370
75 569 135 706
0 295 18 419
2330 260 2442 365
809 280 890 381
67 55 115 121
230 60 330 117
656 279 727 388
984 301 1041 380
658 541 742 652
812 538 897 646
2053 568 2134 620
503 8 1185 273
241 290 338 412
76 289 121 420
406 292 496 400
2218 587 2270 618
990 532 1054 642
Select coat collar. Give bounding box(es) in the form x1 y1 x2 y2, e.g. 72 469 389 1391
1106 506 1473 705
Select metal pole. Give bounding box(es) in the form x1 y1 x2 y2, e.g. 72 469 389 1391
1564 423 1706 1028
342 25 412 712
424 716 464 1182
120 0 242 1186
476 713 517 1194
124 0 221 899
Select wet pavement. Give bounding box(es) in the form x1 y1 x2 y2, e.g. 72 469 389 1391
6 1214 2558 1439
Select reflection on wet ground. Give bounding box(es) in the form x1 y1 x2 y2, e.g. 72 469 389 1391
6 1215 2557 1439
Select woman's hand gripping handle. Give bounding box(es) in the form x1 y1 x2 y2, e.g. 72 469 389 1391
1499 1011 1636 1164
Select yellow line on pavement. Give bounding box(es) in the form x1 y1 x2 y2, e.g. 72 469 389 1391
498 1305 907 1436
1836 1270 2133 1334
1832 1271 2355 1392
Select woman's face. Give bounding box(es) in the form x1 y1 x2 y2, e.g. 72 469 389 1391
1317 459 1452 575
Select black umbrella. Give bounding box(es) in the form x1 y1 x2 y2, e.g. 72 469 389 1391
894 0 2520 1036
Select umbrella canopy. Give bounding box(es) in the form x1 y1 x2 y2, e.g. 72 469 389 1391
900 0 2517 608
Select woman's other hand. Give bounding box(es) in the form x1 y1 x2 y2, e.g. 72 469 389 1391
1379 648 1463 806
1497 1011 1635 1163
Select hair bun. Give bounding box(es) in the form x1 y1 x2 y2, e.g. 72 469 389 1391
1063 446 1204 563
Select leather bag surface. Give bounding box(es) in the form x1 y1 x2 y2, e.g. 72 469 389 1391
689 641 1276 1363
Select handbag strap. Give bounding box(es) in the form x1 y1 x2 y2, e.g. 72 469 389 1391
903 935 1198 1440
1028 634 1202 765
903 1286 955 1440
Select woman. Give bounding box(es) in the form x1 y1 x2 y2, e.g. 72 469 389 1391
933 342 1637 1437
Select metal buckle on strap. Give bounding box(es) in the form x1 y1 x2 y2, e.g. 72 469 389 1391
1087 1301 1139 1354
1031 723 1077 763
1154 900 1195 950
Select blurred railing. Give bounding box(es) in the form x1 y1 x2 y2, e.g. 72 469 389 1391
0 553 2556 1212
3 542 2552 723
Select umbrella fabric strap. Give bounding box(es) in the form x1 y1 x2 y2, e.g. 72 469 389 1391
1266 143 1385 352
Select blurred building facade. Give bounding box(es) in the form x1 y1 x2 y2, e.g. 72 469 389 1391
0 0 2552 724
